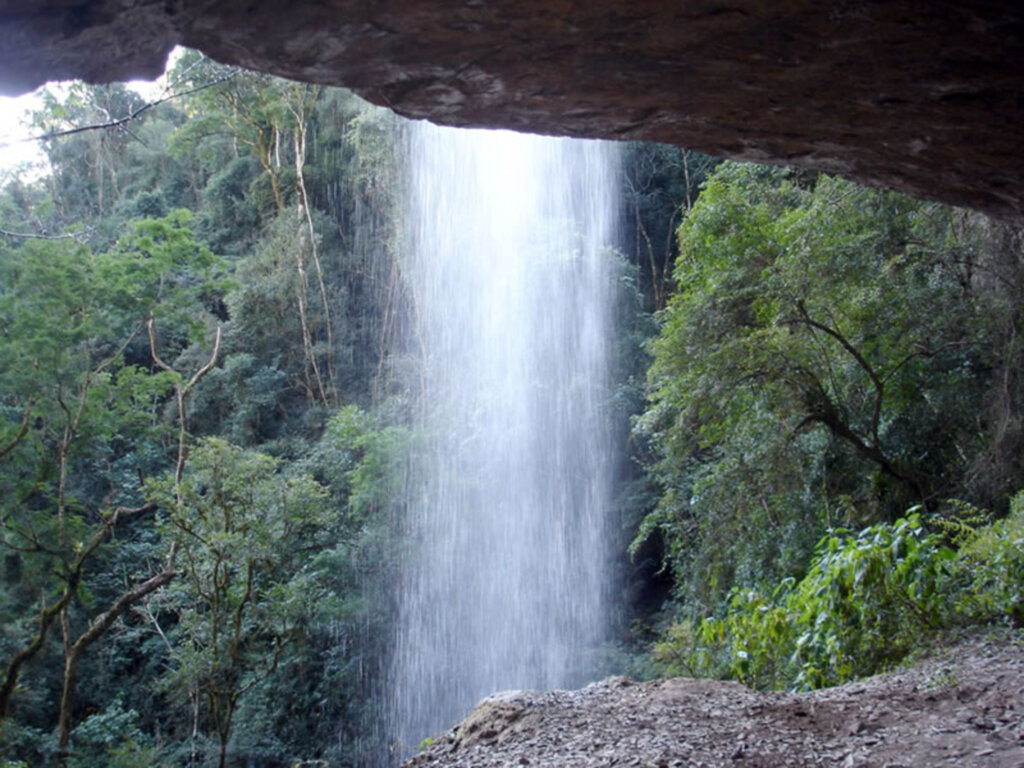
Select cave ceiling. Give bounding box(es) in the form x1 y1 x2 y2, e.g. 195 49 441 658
0 1 1021 221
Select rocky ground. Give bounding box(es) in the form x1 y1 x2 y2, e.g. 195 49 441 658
403 630 1024 768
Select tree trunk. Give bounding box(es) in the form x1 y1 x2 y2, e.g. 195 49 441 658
56 560 176 758
291 92 336 405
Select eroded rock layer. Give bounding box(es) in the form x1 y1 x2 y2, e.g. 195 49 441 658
0 1 1022 219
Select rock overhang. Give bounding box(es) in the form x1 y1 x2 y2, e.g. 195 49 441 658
0 0 1021 221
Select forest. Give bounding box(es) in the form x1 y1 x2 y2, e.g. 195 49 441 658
1 53 1022 767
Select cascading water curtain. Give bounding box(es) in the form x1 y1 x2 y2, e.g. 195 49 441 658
389 121 620 759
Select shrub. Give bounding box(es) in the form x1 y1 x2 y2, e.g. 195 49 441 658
786 514 953 688
651 503 1024 691
954 492 1024 626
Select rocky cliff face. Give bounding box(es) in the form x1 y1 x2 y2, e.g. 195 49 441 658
0 2 1021 221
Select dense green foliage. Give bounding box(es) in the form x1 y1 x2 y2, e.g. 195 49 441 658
2 53 1022 766
635 163 1024 614
1 58 411 767
147 438 335 768
651 497 1023 691
633 161 1024 686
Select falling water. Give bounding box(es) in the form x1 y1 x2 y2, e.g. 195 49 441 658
389 122 620 756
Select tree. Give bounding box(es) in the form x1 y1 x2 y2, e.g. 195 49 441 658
146 438 332 768
0 235 165 723
622 143 720 310
636 162 999 614
0 64 416 765
0 212 224 760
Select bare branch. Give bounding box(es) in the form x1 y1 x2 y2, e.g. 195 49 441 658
0 398 34 460
0 227 87 242
184 325 223 393
105 502 158 525
149 318 222 488
793 300 885 444
1 500 162 718
147 316 174 374
0 70 242 150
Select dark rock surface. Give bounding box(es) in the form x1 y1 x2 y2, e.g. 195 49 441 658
402 632 1024 768
1 2 1023 221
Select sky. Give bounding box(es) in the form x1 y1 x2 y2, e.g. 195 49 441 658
0 87 47 175
0 53 177 179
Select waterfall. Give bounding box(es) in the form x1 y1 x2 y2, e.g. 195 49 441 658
390 122 620 756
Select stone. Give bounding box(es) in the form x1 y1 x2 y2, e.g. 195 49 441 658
0 1 1022 220
401 632 1024 768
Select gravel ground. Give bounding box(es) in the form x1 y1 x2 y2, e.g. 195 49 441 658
403 630 1024 768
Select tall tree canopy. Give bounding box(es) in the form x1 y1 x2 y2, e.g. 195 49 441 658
636 162 1024 615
